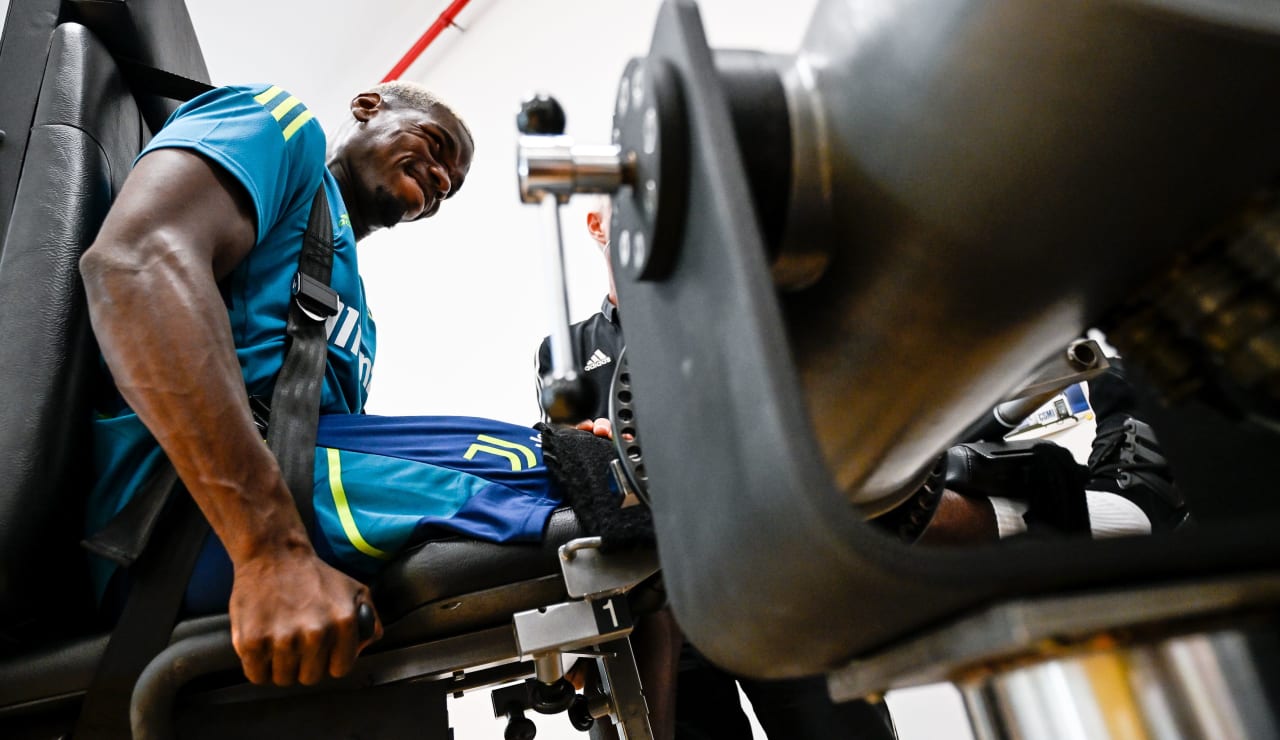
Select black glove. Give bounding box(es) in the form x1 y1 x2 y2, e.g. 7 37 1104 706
945 440 1091 536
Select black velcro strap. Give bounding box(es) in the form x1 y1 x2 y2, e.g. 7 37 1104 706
74 479 209 739
266 186 334 536
537 423 655 550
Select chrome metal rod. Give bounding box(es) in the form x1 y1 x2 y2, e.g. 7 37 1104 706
541 192 576 383
519 139 624 203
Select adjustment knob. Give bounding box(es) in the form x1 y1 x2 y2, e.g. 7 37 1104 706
567 695 595 732
504 715 537 740
530 678 577 715
356 602 376 641
518 93 567 135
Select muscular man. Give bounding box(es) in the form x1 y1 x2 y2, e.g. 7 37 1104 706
82 80 476 686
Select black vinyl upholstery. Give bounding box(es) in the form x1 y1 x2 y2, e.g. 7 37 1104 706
376 508 586 623
65 0 211 133
0 22 144 651
0 0 209 258
0 512 588 712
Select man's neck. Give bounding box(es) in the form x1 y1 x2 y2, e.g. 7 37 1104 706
327 160 371 241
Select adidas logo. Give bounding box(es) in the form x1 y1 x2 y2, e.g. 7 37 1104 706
584 349 612 372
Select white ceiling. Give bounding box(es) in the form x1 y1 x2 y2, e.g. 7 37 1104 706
180 0 819 423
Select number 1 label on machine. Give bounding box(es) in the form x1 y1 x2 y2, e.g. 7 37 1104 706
591 596 633 635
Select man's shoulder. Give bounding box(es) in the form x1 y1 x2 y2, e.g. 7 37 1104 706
156 83 325 161
543 310 614 343
572 311 608 332
538 309 621 363
147 84 328 242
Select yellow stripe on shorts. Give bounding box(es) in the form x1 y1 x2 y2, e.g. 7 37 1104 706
326 448 391 560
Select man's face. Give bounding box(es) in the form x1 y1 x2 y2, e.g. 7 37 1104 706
349 100 474 230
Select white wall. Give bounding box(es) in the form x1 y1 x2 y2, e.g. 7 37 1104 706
185 0 817 425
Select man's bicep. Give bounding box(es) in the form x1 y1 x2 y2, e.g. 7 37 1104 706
94 148 257 279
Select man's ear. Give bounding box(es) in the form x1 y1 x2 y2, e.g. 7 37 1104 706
351 92 383 123
586 211 607 247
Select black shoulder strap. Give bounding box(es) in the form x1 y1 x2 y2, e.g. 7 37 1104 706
117 57 215 102
115 58 217 134
267 185 338 535
75 186 336 738
73 485 208 740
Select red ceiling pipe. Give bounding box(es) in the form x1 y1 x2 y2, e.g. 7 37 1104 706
382 0 473 82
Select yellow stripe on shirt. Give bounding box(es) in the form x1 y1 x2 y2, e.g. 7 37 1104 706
253 85 284 106
281 110 314 142
270 95 302 121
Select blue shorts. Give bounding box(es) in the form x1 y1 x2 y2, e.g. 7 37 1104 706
181 415 562 614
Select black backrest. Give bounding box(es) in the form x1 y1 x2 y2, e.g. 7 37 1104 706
0 22 146 651
0 0 211 248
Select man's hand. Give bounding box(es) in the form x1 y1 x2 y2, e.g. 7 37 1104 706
230 547 383 686
574 417 613 439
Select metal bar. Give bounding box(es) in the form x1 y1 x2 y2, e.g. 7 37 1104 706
130 625 520 739
541 191 576 382
381 0 472 82
960 681 1010 740
596 638 654 740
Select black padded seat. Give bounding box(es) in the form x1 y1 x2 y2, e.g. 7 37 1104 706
377 508 585 621
0 509 589 714
374 508 587 647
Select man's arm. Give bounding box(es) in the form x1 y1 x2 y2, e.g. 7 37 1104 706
80 148 380 687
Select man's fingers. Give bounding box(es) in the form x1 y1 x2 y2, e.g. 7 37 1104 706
232 630 272 685
271 632 303 687
328 604 362 679
297 623 337 686
573 418 613 439
229 557 380 686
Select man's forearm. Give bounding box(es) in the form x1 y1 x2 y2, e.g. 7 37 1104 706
82 235 311 563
